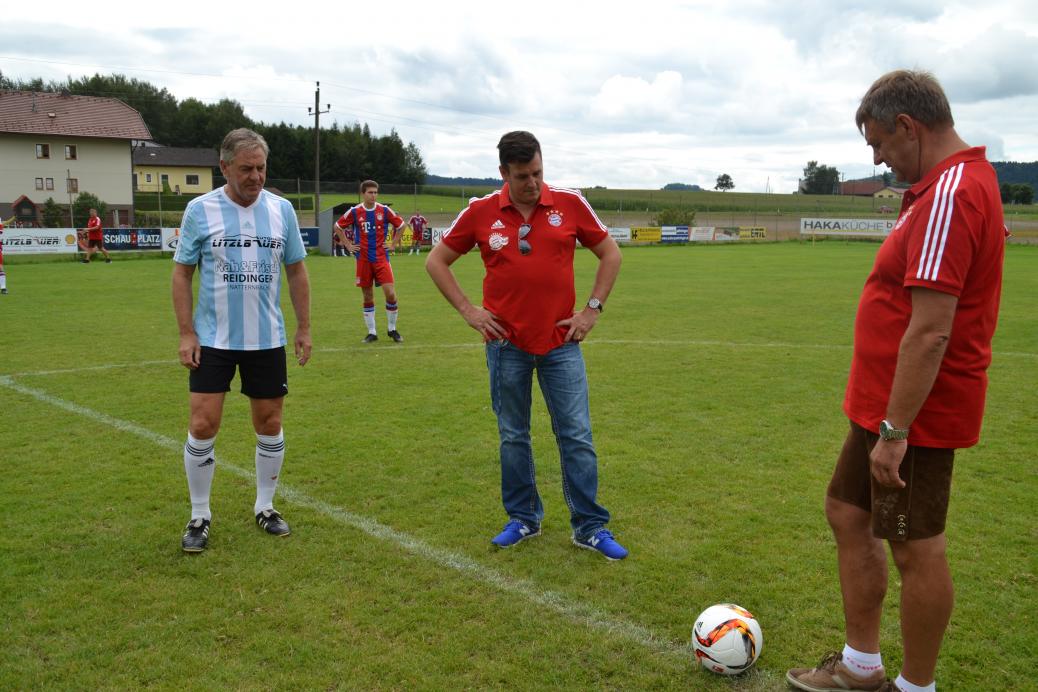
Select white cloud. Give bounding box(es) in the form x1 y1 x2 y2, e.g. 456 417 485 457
2 0 1037 191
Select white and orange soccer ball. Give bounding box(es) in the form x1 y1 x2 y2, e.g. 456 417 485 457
691 603 763 675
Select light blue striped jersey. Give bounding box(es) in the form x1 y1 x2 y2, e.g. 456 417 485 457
174 188 306 350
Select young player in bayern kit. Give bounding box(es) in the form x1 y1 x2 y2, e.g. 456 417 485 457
172 128 312 553
333 180 407 343
408 210 427 255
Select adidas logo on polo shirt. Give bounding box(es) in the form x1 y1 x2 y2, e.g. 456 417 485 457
491 219 505 229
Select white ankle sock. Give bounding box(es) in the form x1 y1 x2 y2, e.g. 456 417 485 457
894 674 934 692
841 644 883 677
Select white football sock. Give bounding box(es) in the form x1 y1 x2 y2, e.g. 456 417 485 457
894 674 934 692
0 270 6 290
254 430 285 514
184 433 216 520
841 644 883 677
387 303 398 331
363 306 376 334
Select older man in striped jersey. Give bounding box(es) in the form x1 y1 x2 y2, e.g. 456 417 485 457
172 128 311 553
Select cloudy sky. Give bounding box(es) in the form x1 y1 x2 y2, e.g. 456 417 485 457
3 0 1036 192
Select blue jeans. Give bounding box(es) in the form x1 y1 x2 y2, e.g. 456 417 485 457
485 339 610 539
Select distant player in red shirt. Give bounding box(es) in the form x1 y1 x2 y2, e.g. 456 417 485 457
788 71 1007 692
333 180 406 343
426 131 628 561
407 211 427 255
0 216 8 294
81 208 111 264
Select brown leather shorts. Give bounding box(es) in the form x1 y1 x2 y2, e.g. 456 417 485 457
828 421 955 541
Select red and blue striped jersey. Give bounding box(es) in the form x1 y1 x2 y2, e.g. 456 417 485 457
336 203 404 262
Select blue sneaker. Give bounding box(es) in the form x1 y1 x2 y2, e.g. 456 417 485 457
491 519 541 547
573 529 628 560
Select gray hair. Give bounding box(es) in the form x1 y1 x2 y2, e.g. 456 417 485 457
856 70 954 134
220 128 269 163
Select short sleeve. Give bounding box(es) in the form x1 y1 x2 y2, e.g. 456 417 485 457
439 206 478 254
174 203 202 265
572 195 610 248
283 201 306 265
903 182 982 297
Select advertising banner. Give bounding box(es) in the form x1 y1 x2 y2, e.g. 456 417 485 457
713 227 740 241
738 226 768 240
608 227 631 243
800 218 895 237
102 228 163 251
630 227 662 243
299 227 319 247
661 226 691 243
1 228 79 254
690 227 715 242
161 227 180 251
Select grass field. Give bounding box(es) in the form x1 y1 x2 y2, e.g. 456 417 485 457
1 243 1035 690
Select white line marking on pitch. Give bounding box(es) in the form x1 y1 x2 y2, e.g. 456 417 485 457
0 375 688 661
8 339 1036 379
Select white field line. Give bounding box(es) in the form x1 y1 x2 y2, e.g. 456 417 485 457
0 374 688 661
7 339 1036 379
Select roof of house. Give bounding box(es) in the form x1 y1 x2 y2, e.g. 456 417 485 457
133 146 219 167
0 90 152 140
840 180 886 196
874 185 906 195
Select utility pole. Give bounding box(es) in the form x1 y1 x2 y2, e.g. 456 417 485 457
308 82 331 224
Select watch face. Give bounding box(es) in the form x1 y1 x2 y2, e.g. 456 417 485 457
588 298 602 311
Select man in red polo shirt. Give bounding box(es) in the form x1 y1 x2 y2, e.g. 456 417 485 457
81 208 111 264
788 71 1006 692
426 131 627 560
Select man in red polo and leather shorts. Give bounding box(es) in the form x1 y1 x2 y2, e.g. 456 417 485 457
788 70 1007 692
333 180 406 343
81 208 111 264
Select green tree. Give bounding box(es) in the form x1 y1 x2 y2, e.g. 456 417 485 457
802 161 841 194
71 192 107 228
714 174 734 191
41 198 66 228
1014 183 1035 205
652 208 696 226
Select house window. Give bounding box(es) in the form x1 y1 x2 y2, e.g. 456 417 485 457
186 174 200 186
146 173 152 183
67 178 79 193
65 145 78 160
36 143 50 159
46 178 54 190
35 177 44 190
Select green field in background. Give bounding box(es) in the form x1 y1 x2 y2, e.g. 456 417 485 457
1 244 1035 690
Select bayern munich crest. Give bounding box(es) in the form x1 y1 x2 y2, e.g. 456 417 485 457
894 203 915 231
489 232 509 251
548 211 563 227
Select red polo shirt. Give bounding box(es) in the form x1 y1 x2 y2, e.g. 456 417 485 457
441 182 610 355
844 147 1006 448
86 216 103 241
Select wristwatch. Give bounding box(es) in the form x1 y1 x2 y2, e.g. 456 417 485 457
587 298 603 313
879 419 909 441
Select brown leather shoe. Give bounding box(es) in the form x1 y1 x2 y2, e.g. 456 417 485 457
786 651 887 691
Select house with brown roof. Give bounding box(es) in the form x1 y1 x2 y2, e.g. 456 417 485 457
0 90 152 226
132 145 219 195
839 179 886 196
